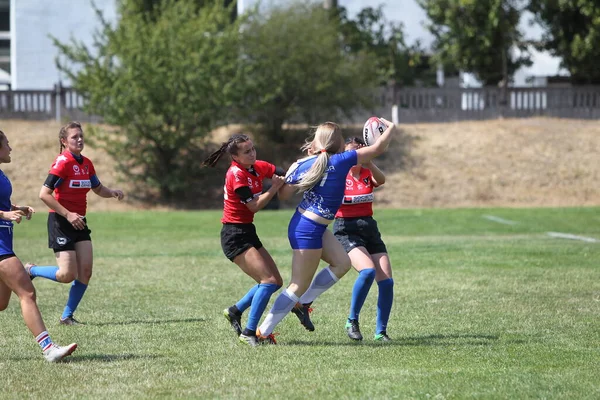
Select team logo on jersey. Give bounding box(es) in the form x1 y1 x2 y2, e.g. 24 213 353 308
70 180 92 188
56 237 67 246
73 165 80 175
346 179 353 188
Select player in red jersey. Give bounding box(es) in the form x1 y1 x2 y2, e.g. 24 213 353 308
26 121 124 325
333 137 393 342
202 134 285 346
0 128 77 362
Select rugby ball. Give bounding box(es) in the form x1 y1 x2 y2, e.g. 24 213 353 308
363 117 386 146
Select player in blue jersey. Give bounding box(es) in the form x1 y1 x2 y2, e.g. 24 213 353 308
256 120 397 342
0 129 77 362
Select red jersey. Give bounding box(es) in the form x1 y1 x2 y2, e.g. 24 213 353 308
47 151 98 216
221 160 276 224
335 167 379 218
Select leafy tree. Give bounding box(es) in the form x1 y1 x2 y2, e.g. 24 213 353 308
527 0 600 84
53 0 242 202
236 2 378 142
335 5 437 87
418 0 532 87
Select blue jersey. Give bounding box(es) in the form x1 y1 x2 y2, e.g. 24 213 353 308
285 150 358 220
0 170 14 255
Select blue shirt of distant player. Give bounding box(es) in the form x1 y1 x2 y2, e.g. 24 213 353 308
0 170 14 255
285 150 358 220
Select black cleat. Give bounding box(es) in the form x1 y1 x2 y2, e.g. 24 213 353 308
374 331 392 342
291 304 315 332
223 308 243 336
345 319 363 341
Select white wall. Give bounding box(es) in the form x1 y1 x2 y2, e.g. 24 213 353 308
11 0 117 89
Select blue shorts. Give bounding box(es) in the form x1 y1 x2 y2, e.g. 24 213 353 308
0 225 14 256
288 210 328 250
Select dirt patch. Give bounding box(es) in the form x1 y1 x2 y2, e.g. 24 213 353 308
0 117 598 210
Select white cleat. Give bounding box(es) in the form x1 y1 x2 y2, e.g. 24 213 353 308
43 343 78 362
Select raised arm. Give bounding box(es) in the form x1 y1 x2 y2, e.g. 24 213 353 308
355 118 397 165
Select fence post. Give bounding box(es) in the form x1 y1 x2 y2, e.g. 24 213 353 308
54 82 62 122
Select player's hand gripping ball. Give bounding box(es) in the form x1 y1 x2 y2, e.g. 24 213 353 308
362 117 386 146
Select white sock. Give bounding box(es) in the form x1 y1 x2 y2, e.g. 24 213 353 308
299 266 339 305
258 289 299 336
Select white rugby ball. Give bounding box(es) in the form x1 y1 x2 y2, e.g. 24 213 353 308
362 117 386 146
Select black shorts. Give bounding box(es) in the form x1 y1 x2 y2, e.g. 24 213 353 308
333 216 387 255
47 213 92 253
220 223 263 262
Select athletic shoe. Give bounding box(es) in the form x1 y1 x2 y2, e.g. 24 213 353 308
291 303 314 332
345 319 363 341
24 263 35 280
256 329 277 345
223 308 243 336
374 332 392 342
43 343 77 362
238 334 260 347
59 316 83 326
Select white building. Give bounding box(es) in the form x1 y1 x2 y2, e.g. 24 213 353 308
6 0 116 90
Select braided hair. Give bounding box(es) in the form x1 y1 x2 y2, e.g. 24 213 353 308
201 134 251 168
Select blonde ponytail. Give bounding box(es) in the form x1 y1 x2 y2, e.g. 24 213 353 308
295 122 343 193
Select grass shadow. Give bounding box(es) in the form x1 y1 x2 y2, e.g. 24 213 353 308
63 353 162 363
283 333 505 347
87 317 206 327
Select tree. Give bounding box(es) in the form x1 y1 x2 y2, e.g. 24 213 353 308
336 5 437 87
52 0 242 202
418 0 532 87
528 0 600 84
236 2 378 142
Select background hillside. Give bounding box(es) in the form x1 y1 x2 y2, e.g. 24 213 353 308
1 117 598 211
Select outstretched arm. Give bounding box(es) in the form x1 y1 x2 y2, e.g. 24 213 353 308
92 184 124 200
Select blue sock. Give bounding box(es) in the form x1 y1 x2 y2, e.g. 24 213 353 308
348 268 376 321
245 283 280 332
61 280 88 320
376 278 394 334
235 284 259 313
29 266 59 281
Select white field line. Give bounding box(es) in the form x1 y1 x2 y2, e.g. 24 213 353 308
482 215 519 225
546 232 599 243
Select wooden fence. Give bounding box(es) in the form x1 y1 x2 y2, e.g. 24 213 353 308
1 85 600 123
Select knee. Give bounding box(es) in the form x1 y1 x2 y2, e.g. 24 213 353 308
79 268 92 282
20 288 37 304
263 276 283 287
57 270 77 283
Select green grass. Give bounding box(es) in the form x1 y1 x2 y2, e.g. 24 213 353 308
1 207 599 399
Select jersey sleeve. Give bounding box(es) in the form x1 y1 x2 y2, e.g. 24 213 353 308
255 160 276 179
338 149 358 170
48 155 70 179
285 161 302 185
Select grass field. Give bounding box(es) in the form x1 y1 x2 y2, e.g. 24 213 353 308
0 207 599 399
